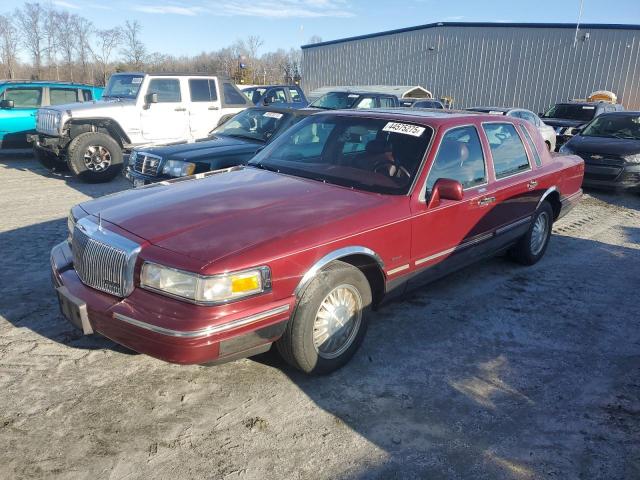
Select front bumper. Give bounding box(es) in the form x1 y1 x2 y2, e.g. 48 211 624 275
27 133 68 155
51 241 293 365
582 162 640 190
124 166 169 186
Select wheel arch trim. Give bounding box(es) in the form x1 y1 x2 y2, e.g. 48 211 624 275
537 186 558 209
294 246 385 297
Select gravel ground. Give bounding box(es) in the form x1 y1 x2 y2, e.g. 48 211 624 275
0 154 639 480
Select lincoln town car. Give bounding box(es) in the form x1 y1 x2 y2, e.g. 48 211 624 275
51 109 584 374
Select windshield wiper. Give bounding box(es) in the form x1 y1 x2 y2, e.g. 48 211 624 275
224 133 265 143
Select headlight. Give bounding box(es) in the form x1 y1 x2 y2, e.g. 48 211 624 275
140 262 271 304
558 144 572 154
625 153 640 164
129 150 138 166
162 160 196 177
53 111 62 129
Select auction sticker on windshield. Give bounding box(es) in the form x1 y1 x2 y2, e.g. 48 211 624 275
383 122 426 137
264 112 283 119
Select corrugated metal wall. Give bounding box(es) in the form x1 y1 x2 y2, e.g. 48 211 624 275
302 25 640 112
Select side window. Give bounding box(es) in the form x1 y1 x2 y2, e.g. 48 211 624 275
223 83 248 105
189 79 218 102
81 89 93 101
483 123 531 179
518 111 538 126
519 125 542 167
49 88 79 105
147 78 181 102
379 97 396 108
2 87 42 108
289 88 302 102
426 125 486 191
355 97 375 109
266 88 287 104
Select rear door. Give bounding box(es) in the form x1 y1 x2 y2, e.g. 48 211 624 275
48 87 80 106
0 86 43 147
140 77 189 142
187 77 222 139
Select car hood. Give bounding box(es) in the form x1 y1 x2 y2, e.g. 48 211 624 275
541 118 585 129
566 135 640 157
79 167 393 267
42 98 136 116
140 135 260 161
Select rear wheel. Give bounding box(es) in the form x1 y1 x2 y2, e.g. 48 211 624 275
67 132 123 183
34 148 67 171
510 201 554 265
276 261 371 375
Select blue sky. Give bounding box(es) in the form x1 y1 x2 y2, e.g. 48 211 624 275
3 0 640 56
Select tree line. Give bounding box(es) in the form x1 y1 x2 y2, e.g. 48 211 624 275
0 2 307 86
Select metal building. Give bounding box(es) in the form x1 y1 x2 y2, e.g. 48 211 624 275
301 22 640 112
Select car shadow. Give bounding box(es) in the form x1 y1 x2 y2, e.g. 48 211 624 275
0 153 131 198
583 187 640 211
251 231 640 478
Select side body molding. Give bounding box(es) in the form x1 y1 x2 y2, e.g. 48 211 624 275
294 246 385 297
537 186 558 209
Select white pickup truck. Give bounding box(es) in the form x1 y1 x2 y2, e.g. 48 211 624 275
29 73 251 182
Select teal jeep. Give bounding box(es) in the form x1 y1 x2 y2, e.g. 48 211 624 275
0 81 103 149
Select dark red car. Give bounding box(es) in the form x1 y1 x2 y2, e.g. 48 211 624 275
51 110 584 374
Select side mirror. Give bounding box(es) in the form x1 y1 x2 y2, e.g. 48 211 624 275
569 126 583 135
145 93 158 105
0 99 15 109
427 178 464 209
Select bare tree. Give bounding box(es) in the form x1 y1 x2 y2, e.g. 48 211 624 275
121 20 146 70
16 2 45 79
56 11 77 81
74 16 93 83
91 27 122 85
0 14 20 79
43 6 61 79
308 35 323 44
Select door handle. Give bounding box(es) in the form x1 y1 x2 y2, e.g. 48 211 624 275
478 196 496 206
174 107 186 112
208 106 219 110
527 180 538 190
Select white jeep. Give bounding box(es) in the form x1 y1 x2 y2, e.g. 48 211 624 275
29 73 251 182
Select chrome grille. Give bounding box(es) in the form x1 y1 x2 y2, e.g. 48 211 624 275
133 153 162 176
71 218 140 297
36 109 59 135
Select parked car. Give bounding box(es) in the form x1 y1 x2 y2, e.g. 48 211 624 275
559 111 640 191
28 72 251 182
241 85 308 109
411 99 445 109
540 101 624 149
125 107 316 186
0 81 102 149
308 90 399 109
466 106 557 151
51 110 583 374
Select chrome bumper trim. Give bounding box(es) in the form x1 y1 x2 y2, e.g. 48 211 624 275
112 304 290 339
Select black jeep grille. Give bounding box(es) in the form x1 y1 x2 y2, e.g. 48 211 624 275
133 153 162 176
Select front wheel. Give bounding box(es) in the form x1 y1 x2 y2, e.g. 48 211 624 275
67 132 123 183
510 201 554 265
276 261 372 375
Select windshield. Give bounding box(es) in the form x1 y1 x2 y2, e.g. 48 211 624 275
212 108 292 143
103 74 144 99
542 104 596 122
248 114 433 195
581 115 640 140
310 92 362 110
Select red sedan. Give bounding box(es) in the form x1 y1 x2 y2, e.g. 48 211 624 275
51 109 584 374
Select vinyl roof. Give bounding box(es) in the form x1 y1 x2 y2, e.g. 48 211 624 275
301 21 640 49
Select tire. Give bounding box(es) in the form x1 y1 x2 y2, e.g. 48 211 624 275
34 148 67 171
510 201 554 265
67 132 123 183
276 260 372 375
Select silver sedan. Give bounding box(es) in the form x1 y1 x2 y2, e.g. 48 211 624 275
466 107 557 151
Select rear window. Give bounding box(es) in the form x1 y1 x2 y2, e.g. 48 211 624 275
223 83 248 105
483 123 531 179
189 79 218 102
542 104 596 122
49 88 78 106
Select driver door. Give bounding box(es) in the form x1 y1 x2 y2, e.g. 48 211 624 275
140 77 189 142
409 125 497 285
